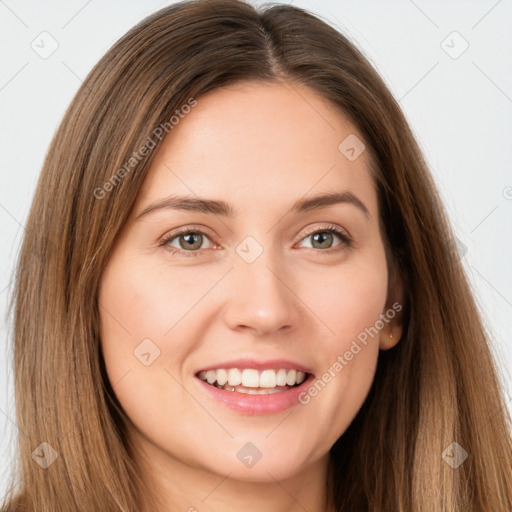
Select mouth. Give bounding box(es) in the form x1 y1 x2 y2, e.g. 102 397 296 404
194 363 315 414
195 367 312 395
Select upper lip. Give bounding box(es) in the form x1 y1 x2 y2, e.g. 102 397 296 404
195 358 314 376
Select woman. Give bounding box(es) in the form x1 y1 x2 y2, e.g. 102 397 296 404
3 0 511 510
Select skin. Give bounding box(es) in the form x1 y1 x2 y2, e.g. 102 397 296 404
98 80 403 512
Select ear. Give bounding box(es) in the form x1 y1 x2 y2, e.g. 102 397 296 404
379 262 404 350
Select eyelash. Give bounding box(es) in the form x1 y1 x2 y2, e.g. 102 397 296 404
158 224 353 258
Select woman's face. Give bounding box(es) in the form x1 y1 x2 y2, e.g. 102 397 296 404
98 80 402 485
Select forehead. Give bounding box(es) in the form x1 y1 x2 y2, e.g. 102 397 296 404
134 81 377 218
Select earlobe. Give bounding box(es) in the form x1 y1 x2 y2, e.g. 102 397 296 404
379 261 405 350
379 324 402 350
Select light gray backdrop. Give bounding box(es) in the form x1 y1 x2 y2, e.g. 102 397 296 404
1 0 511 497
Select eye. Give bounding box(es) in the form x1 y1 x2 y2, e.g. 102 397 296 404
159 227 216 257
159 223 353 257
296 224 353 254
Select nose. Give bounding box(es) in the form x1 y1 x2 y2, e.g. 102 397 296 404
221 250 300 336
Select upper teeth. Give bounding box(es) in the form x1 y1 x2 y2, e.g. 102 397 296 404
198 368 307 388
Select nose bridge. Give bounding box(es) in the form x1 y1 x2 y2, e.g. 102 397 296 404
223 237 299 334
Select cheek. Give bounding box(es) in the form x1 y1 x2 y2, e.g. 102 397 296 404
96 257 202 439
294 253 388 439
97 254 231 425
99 258 209 336
97 255 216 369
305 252 388 353
97 258 176 394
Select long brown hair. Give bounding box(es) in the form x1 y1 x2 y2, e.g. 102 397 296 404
3 0 511 510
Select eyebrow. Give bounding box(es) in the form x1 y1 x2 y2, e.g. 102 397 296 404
135 190 371 220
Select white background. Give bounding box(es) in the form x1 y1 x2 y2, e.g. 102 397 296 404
1 0 511 497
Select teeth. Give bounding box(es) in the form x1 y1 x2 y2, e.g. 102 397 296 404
276 369 288 386
286 369 297 386
232 385 284 394
242 369 259 387
197 368 307 388
206 370 216 384
216 369 228 386
228 368 242 386
260 369 276 388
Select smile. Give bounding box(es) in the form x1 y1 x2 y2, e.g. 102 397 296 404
197 368 308 394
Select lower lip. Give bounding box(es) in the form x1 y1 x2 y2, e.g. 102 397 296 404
194 374 314 415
